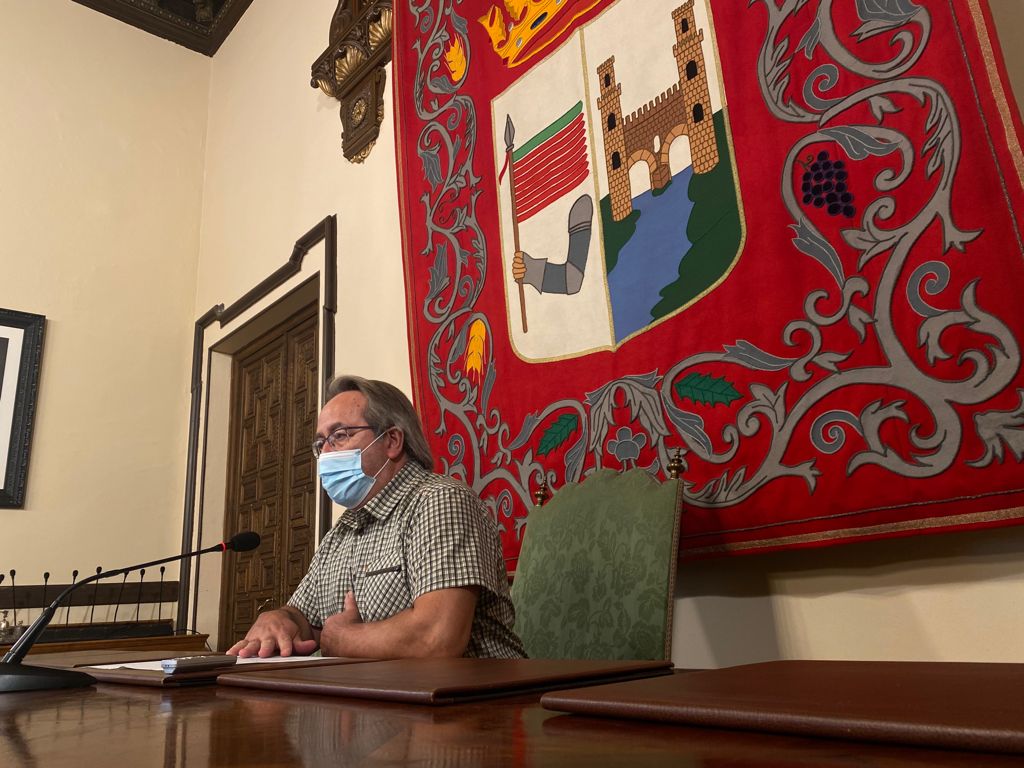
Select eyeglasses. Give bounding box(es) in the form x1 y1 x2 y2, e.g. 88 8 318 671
311 425 376 457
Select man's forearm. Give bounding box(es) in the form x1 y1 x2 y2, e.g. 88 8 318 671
320 588 477 658
319 607 465 658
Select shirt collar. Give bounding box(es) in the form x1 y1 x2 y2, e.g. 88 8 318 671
337 461 428 530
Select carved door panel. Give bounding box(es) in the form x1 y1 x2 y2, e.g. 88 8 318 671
282 318 319 599
219 306 318 649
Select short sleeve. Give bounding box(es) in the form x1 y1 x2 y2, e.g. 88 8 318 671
403 481 506 601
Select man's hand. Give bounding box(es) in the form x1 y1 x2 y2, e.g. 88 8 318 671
319 591 362 657
226 606 318 658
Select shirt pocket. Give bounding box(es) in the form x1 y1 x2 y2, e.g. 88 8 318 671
353 554 412 623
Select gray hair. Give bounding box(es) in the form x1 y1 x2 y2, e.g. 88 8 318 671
325 375 434 470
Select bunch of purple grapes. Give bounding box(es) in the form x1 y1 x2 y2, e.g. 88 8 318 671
801 150 854 218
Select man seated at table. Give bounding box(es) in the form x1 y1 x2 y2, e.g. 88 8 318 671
228 375 525 659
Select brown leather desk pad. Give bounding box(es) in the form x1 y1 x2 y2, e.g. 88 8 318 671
540 660 1024 753
218 658 673 704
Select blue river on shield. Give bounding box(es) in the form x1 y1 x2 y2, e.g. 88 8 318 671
606 165 695 342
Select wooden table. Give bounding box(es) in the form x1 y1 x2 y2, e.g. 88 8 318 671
1 681 1021 767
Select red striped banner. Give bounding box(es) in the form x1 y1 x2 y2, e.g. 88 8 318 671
512 103 589 222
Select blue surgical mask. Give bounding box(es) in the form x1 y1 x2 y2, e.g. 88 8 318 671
317 431 390 508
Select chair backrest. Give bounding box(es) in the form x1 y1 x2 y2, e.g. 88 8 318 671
510 468 683 660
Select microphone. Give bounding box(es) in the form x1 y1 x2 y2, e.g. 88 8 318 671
0 531 261 693
225 531 260 552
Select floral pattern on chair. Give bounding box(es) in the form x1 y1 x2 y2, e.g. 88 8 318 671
510 469 683 660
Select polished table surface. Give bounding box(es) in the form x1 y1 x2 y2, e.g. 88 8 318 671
2 681 1022 767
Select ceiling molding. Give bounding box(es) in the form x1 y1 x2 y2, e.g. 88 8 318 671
72 0 255 56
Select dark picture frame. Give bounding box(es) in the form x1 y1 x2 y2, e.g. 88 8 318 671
0 308 46 508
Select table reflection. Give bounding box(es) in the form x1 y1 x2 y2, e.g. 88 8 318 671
4 682 1023 767
215 687 534 767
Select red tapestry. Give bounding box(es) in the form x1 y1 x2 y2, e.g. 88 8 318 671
393 0 1024 563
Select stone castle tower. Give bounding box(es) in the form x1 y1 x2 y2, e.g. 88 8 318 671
596 56 630 222
596 1 721 222
673 2 717 174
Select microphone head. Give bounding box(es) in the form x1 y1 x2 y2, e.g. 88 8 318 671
226 531 261 552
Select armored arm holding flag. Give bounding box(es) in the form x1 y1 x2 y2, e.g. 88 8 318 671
511 193 594 295
502 102 594 328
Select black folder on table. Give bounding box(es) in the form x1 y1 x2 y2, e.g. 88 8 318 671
541 660 1024 754
217 658 673 704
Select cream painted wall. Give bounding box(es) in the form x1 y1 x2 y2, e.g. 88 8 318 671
673 525 1024 668
0 0 207 622
195 0 409 392
990 0 1024 111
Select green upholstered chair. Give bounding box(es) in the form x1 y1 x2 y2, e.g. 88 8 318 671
510 468 683 660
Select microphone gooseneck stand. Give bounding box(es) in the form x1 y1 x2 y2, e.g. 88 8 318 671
0 532 260 693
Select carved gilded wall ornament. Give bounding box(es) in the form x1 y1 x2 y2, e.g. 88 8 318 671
311 1 393 163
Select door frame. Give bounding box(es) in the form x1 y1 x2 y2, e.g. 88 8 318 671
217 301 319 650
178 216 337 646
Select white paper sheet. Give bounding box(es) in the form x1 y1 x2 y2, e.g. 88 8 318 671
88 655 335 671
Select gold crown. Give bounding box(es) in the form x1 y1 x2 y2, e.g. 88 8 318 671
479 0 601 68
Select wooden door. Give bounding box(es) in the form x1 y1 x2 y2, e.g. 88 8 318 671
218 306 319 649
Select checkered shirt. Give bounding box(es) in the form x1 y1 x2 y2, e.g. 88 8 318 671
288 462 525 659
